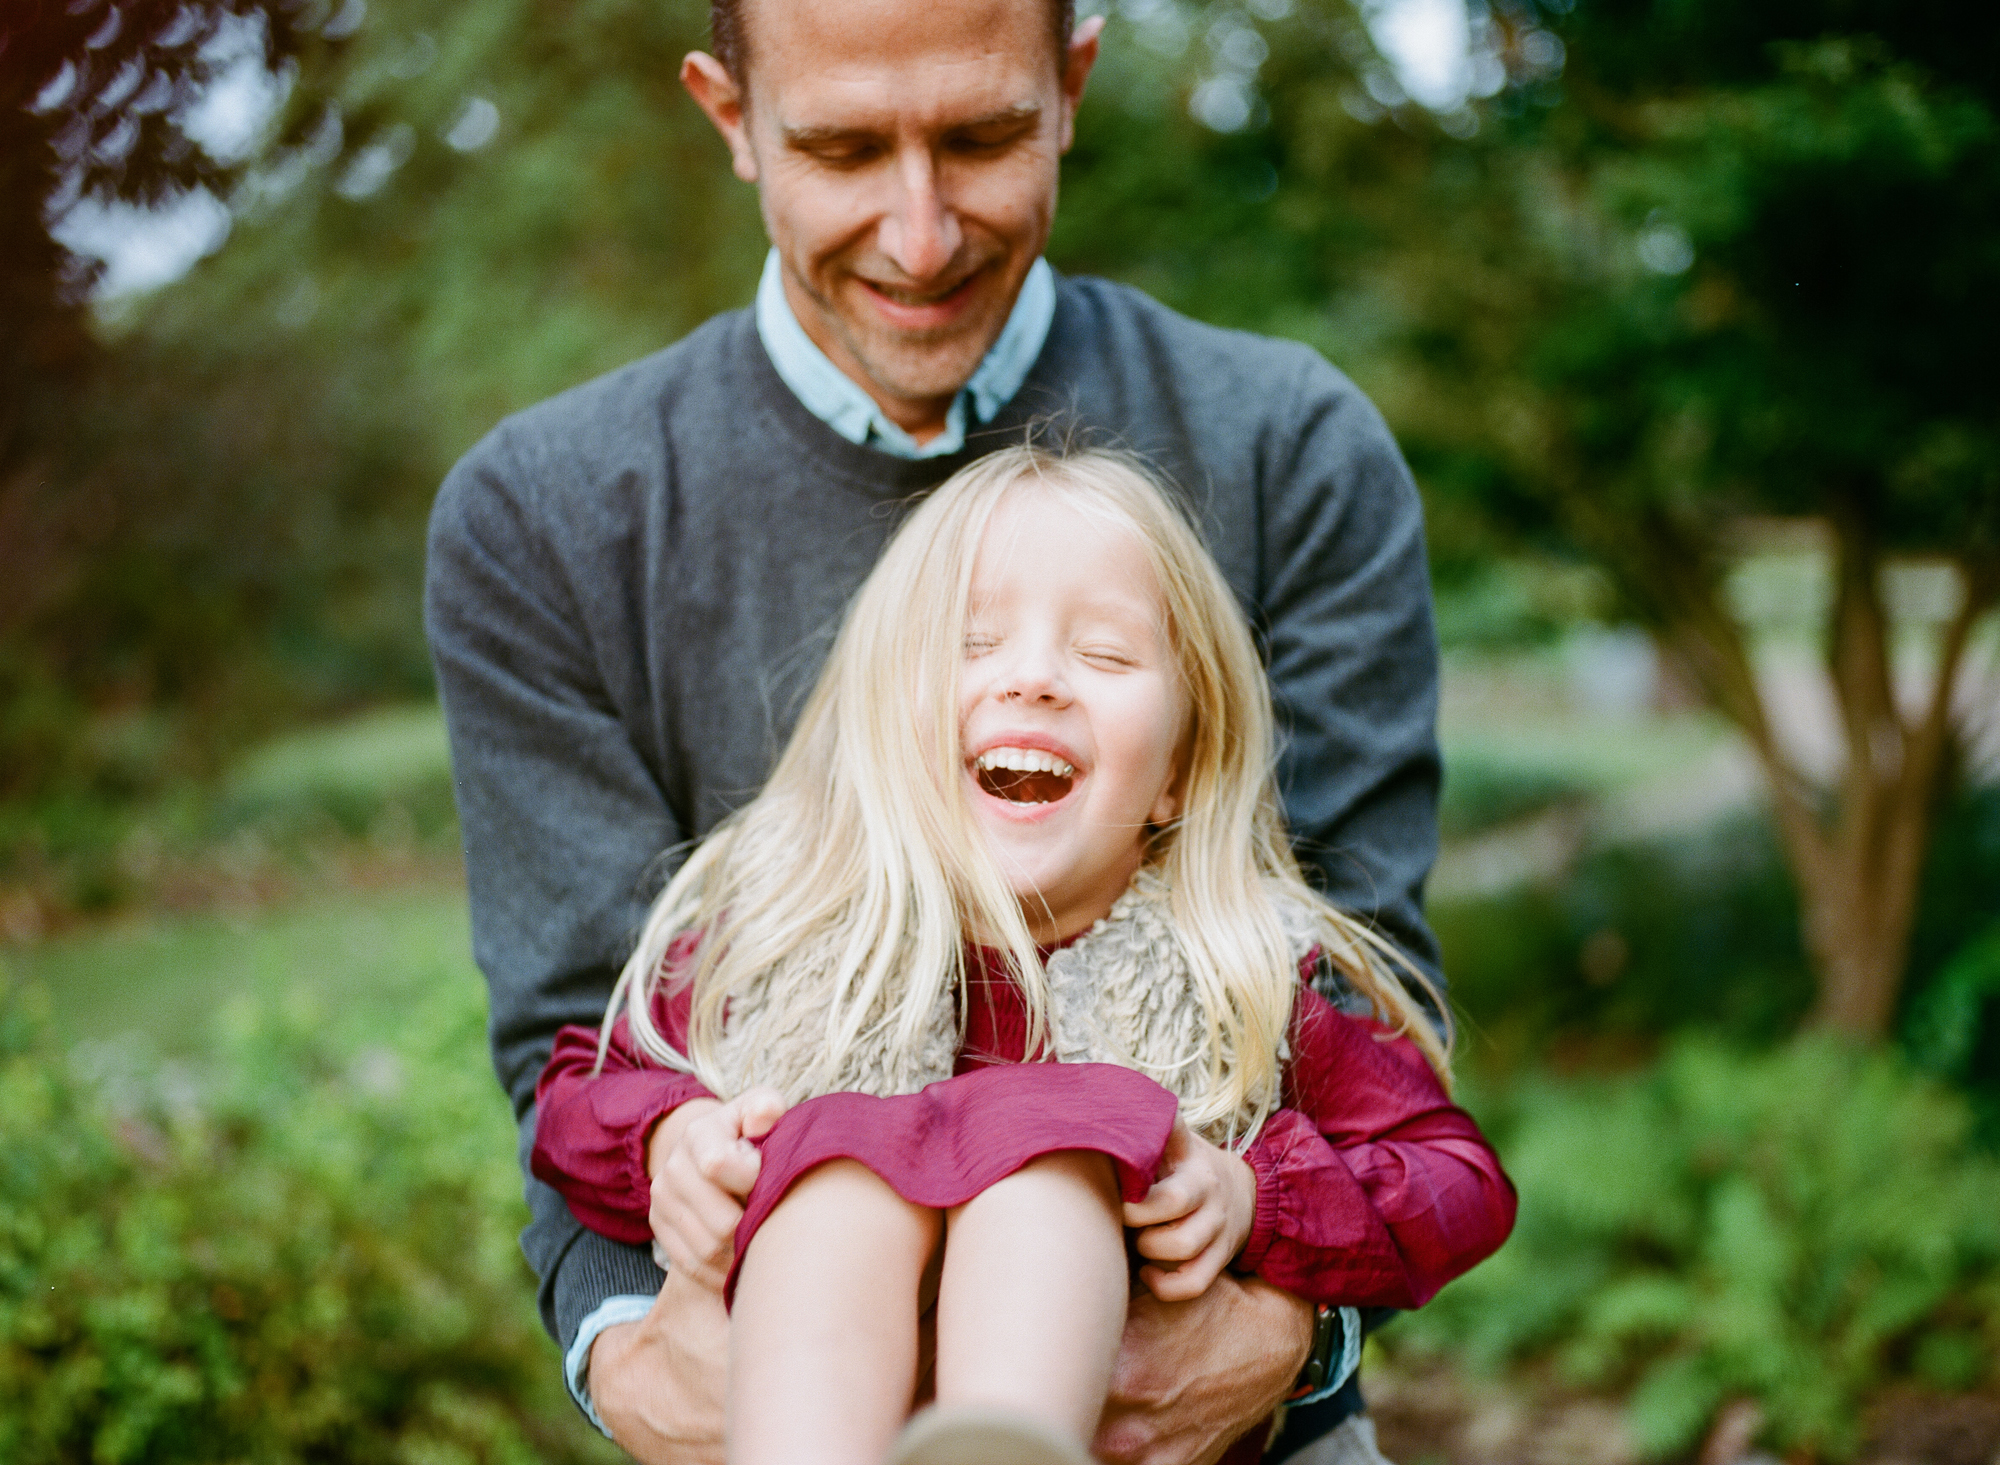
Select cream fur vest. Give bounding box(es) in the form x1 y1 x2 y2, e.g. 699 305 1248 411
708 870 1328 1143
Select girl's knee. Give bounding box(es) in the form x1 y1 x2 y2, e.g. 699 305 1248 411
1023 1148 1120 1201
954 1149 1122 1225
764 1159 941 1252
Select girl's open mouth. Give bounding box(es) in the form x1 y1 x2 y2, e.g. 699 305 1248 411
973 747 1077 805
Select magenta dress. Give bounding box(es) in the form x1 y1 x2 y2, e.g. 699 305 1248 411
732 1061 1177 1299
533 942 1515 1314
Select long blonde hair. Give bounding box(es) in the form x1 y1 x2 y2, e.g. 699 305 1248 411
603 445 1451 1135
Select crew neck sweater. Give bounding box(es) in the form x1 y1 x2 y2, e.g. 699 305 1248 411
425 272 1444 1381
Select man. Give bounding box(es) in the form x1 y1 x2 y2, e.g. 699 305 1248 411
425 0 1444 1460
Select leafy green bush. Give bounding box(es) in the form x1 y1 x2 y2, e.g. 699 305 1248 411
1434 812 1815 1059
1906 917 2000 1143
215 705 459 844
1438 754 1597 840
0 980 615 1465
1398 1038 2000 1459
1434 785 2000 1069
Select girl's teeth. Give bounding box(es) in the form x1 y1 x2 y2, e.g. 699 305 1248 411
975 747 1075 778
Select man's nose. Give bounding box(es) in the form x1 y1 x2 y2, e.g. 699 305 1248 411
877 148 963 283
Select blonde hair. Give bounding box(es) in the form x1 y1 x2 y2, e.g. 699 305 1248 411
604 445 1451 1137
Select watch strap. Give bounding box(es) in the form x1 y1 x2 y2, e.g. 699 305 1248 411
1286 1304 1361 1404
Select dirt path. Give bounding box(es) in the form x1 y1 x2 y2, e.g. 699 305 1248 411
1362 1360 2000 1465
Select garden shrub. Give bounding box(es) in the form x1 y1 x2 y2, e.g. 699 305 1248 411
1433 784 2000 1070
0 981 616 1465
1433 812 1813 1060
1394 1037 2000 1459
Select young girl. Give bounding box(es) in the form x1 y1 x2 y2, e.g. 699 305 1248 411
534 446 1514 1465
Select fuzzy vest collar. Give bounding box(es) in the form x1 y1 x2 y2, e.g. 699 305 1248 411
709 871 1320 1142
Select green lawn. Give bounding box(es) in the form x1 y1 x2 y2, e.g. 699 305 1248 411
3 883 484 1059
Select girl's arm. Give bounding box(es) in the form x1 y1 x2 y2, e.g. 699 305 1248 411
1233 986 1516 1309
531 978 717 1246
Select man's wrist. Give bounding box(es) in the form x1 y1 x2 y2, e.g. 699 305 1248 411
1231 1274 1316 1400
567 1293 660 1435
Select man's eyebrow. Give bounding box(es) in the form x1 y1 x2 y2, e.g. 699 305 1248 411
780 103 1042 148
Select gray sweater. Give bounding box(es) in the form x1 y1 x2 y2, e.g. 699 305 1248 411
425 273 1443 1363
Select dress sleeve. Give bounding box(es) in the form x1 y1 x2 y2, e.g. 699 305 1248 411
530 953 718 1247
1234 985 1515 1308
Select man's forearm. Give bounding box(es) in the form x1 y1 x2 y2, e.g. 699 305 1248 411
1095 1275 1315 1465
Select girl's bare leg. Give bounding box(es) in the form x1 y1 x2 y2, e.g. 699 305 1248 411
934 1150 1130 1441
728 1159 941 1465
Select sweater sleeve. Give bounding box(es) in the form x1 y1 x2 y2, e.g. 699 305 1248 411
1234 986 1515 1308
426 425 686 1342
531 972 718 1247
1259 350 1445 992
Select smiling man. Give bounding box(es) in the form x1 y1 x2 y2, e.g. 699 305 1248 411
425 0 1446 1461
688 0 1075 449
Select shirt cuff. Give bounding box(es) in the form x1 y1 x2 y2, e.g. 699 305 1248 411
1289 1306 1363 1407
565 1292 660 1437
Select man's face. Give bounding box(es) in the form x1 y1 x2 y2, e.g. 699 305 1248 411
684 0 1098 434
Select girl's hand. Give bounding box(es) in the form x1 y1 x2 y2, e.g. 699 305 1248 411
1121 1116 1258 1302
644 1087 789 1291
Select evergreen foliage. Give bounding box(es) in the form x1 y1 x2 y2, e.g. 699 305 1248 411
0 980 615 1465
1399 1037 2000 1459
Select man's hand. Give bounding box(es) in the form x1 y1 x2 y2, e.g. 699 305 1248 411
589 1270 730 1465
1122 1117 1258 1301
1093 1274 1315 1465
646 1087 788 1290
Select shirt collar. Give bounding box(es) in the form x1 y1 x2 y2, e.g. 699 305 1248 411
753 249 1055 459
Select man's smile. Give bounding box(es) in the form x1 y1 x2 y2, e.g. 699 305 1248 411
854 267 989 330
862 273 980 308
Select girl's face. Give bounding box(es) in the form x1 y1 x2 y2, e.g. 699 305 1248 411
958 485 1188 942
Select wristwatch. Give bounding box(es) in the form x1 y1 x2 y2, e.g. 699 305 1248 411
1286 1304 1355 1402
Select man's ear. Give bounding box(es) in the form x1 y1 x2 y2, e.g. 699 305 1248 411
682 51 759 182
1057 14 1105 153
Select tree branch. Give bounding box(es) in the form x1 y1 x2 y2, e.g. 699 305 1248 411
1906 555 2000 798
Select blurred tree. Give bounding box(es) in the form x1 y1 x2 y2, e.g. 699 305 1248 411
0 0 760 803
1 0 331 797
1322 0 2000 1037
0 0 346 479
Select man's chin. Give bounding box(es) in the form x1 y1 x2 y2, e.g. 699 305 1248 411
849 337 999 413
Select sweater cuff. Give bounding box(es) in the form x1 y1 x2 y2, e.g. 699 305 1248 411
552 1224 667 1352
1236 1141 1283 1275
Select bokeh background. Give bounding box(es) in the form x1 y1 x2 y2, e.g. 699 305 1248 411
2 0 1997 1461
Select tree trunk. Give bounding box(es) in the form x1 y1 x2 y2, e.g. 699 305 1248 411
1640 510 1997 1039
1796 790 1933 1035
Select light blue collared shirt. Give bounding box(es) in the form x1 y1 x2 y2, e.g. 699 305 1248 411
564 254 1058 1434
753 248 1056 458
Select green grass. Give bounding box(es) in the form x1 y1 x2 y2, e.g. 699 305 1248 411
2 884 481 1057
215 703 459 841
1442 718 1729 795
219 704 456 831
226 705 452 802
